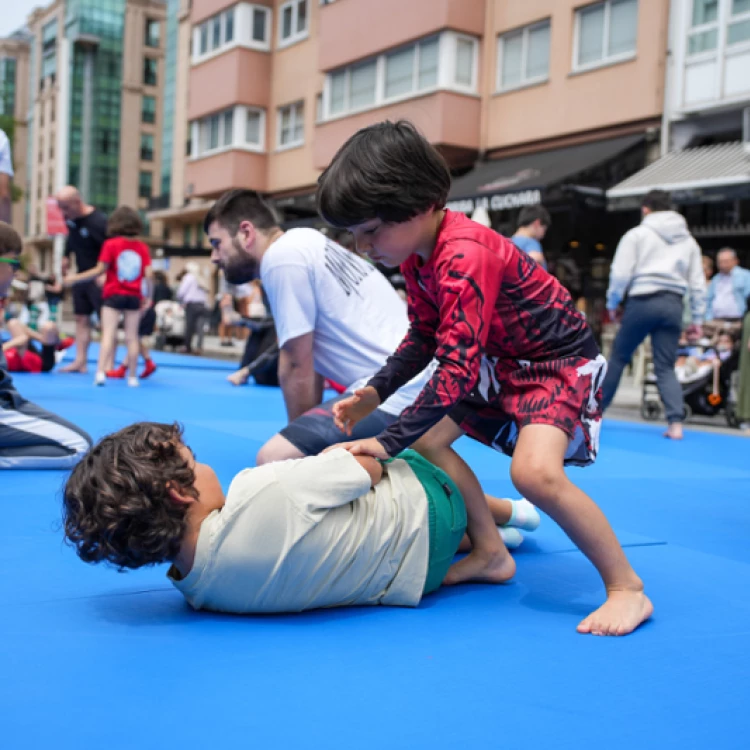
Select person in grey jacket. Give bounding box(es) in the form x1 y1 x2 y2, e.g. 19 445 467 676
602 190 706 440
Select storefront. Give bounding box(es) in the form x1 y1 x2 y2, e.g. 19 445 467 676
607 141 750 265
447 133 649 341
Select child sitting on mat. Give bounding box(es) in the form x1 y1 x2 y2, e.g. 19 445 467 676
61 422 539 614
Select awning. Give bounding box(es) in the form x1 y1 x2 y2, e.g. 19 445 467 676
607 142 750 210
446 134 644 213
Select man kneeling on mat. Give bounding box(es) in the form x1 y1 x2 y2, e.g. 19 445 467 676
62 422 538 614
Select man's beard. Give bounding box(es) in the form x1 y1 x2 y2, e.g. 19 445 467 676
222 238 258 284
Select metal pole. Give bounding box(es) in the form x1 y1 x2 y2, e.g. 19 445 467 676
53 34 71 279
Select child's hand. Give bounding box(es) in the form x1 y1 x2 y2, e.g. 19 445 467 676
323 438 390 461
332 386 381 434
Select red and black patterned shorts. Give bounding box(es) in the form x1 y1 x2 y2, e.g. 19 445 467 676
448 354 608 467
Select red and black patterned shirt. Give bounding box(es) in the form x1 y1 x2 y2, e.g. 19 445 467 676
368 210 598 456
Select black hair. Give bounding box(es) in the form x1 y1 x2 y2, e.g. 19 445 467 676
642 190 672 212
316 120 451 228
203 189 279 235
517 204 551 230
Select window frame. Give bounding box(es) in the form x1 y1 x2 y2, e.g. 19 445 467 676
496 19 551 93
322 32 478 122
191 3 272 64
276 100 305 150
189 105 266 160
728 0 750 48
278 0 309 49
572 0 639 73
138 171 153 199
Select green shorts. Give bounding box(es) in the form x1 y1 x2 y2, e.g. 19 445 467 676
392 451 468 596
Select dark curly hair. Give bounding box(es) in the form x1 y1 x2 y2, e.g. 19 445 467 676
62 422 197 570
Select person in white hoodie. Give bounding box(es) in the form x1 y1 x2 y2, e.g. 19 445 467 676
602 190 706 440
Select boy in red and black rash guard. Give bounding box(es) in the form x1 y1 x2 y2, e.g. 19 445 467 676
368 209 599 458
317 120 652 637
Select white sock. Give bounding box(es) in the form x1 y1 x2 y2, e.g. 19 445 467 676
498 527 524 549
94 371 106 386
127 377 139 388
505 498 541 531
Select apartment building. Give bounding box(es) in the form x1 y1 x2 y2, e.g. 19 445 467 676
0 32 31 234
609 0 750 260
150 0 670 296
15 0 169 271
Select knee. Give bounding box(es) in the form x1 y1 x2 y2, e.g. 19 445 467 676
41 321 58 344
510 458 566 504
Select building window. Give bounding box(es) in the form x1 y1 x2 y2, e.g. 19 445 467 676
728 0 750 46
574 0 638 71
688 0 719 55
277 101 304 148
323 32 476 120
143 58 158 85
279 0 308 47
497 20 551 91
183 225 192 246
141 133 155 161
191 106 265 158
192 3 270 61
142 95 156 123
139 171 153 199
145 19 161 48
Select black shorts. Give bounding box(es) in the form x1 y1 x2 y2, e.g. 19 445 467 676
279 393 397 456
102 295 141 311
139 307 156 336
72 280 102 316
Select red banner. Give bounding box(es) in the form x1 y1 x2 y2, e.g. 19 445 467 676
46 197 68 236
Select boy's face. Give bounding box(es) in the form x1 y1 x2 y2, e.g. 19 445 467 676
0 254 20 298
180 445 225 513
348 214 435 268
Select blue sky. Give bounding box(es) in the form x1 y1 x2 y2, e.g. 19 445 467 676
0 1 42 38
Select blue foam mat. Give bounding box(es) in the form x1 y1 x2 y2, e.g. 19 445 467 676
2 362 749 749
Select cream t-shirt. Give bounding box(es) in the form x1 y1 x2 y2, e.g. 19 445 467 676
168 450 430 614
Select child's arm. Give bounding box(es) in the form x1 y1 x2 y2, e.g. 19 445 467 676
352 455 383 487
375 244 504 457
63 261 108 287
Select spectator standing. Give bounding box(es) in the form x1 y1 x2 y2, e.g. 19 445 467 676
55 186 108 373
511 204 550 270
176 262 209 355
0 127 14 224
705 248 750 336
601 190 706 440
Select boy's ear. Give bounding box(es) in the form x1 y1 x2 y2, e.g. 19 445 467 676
166 482 197 506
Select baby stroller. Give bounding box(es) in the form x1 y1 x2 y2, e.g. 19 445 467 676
641 338 740 426
153 300 187 351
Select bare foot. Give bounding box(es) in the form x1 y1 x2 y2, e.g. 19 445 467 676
59 362 88 374
664 423 683 440
577 588 653 636
227 370 249 386
443 548 516 586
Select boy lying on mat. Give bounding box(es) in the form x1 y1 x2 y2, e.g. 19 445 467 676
62 422 539 614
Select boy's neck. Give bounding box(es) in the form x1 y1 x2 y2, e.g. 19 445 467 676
415 209 446 263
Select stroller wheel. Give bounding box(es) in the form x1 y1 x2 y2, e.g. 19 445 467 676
726 402 740 429
682 403 693 422
641 401 662 421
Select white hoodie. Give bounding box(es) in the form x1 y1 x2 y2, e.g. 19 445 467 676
606 211 706 323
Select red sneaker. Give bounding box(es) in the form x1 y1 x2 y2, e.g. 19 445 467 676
106 364 128 379
56 337 76 351
139 359 157 379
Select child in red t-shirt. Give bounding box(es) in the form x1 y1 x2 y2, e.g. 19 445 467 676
316 120 652 637
64 206 152 386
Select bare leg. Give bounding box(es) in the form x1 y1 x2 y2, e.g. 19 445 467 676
412 417 515 585
123 310 141 379
60 315 91 372
486 494 512 525
511 423 652 636
139 336 150 362
96 307 120 377
3 318 31 353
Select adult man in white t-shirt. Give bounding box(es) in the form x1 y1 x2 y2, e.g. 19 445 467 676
205 189 436 465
